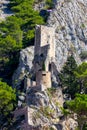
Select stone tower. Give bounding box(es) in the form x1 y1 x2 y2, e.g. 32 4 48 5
34 25 55 72
34 25 55 90
14 25 55 130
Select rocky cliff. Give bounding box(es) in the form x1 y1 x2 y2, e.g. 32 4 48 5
12 46 34 88
48 0 87 70
12 1 86 129
25 87 77 130
0 0 13 21
13 0 87 88
13 86 77 130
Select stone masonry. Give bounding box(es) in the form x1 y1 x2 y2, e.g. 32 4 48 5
14 25 56 130
34 25 55 72
33 25 55 90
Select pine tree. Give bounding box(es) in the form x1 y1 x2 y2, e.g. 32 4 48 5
0 81 16 127
59 55 78 98
67 94 87 130
74 62 87 93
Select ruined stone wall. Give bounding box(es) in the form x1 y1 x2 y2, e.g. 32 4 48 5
41 71 51 89
35 25 55 59
14 107 34 130
24 78 36 89
34 25 55 72
14 107 28 127
36 71 42 86
36 71 51 89
40 25 55 59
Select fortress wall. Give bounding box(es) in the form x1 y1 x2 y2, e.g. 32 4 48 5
40 25 55 59
34 25 55 59
36 71 42 86
41 71 51 89
36 71 51 89
14 107 28 123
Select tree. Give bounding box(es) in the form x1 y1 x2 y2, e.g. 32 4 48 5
59 55 78 98
0 81 16 127
0 0 44 82
67 94 87 130
74 62 87 93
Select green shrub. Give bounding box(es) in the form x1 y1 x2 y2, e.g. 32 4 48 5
47 87 56 98
39 106 55 119
0 0 44 83
80 51 87 60
0 81 16 127
46 0 54 9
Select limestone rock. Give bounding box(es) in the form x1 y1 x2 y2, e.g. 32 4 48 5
0 0 13 21
62 118 78 130
48 0 87 70
11 0 86 129
13 0 87 88
12 46 34 88
16 88 76 130
19 95 25 101
27 87 64 129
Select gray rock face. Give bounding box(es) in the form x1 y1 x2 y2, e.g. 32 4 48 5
47 0 87 70
13 0 87 88
12 1 85 129
62 118 78 130
0 0 13 21
14 87 77 130
12 46 34 88
27 87 64 129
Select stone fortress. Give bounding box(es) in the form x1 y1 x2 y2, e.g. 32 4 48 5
12 0 87 128
34 25 55 90
14 25 56 130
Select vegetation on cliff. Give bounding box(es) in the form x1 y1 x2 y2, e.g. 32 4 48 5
0 81 16 128
0 0 53 128
59 56 87 129
0 0 54 83
59 55 78 98
0 0 44 83
67 94 87 130
74 62 87 94
59 56 87 97
0 0 87 129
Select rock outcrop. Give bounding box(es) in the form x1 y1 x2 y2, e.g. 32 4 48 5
0 0 13 21
12 46 34 88
48 0 87 70
13 0 87 88
12 1 87 129
13 87 64 130
13 87 78 130
27 88 63 127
